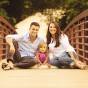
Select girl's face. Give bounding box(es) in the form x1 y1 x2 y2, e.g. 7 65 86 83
39 45 47 53
49 23 57 35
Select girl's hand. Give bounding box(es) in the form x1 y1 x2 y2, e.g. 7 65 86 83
43 63 46 65
39 62 43 65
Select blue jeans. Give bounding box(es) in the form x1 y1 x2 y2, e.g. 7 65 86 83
50 52 76 68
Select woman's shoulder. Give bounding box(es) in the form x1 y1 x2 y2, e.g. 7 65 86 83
60 33 68 42
60 34 67 37
60 33 68 38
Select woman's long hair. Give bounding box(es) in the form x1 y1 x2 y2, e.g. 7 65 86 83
46 21 61 47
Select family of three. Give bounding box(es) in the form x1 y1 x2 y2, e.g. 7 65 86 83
2 21 87 70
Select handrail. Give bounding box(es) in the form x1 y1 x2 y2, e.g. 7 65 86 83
0 16 17 60
64 9 88 31
64 9 88 64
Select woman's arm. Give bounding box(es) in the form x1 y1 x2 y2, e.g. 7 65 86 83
68 52 76 60
60 34 75 52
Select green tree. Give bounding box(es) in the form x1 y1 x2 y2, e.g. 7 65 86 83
1 0 88 28
59 0 88 29
0 0 10 19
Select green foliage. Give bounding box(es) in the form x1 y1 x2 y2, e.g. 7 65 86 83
20 0 88 29
0 0 10 20
0 0 88 28
0 8 10 19
59 0 88 30
0 0 9 6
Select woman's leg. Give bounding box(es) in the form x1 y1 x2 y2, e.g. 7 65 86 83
50 56 62 68
58 52 77 68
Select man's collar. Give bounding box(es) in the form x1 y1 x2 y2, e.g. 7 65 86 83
27 32 39 39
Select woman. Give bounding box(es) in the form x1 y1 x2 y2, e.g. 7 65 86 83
46 21 76 68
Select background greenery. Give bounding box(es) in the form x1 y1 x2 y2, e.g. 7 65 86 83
0 0 88 30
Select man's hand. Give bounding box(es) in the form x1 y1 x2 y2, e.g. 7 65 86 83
10 45 15 54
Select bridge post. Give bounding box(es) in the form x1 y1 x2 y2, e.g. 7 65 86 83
0 16 17 60
64 9 88 64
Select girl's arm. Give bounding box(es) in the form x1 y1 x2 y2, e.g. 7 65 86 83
36 53 42 65
43 54 48 65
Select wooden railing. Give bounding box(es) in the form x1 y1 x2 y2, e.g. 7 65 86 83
0 9 88 64
64 9 88 64
0 16 17 60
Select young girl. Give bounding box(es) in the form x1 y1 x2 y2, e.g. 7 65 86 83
36 42 51 68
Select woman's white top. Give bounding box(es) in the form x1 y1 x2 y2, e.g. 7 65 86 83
48 34 75 58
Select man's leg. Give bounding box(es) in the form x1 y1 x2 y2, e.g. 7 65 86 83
15 56 37 68
2 40 21 69
7 40 21 63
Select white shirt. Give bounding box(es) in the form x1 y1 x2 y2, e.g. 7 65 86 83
5 32 43 57
48 34 75 58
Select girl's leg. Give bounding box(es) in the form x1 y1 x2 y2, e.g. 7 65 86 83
47 63 51 68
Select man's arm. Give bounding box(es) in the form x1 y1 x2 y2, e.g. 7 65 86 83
6 37 15 54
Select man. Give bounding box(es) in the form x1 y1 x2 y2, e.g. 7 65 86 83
2 22 43 70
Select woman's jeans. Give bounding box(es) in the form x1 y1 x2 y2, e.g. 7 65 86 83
7 40 37 68
50 52 76 68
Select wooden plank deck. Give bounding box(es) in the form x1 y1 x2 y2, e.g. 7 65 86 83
0 62 88 88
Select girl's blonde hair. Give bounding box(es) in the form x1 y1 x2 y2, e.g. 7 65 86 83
38 42 48 52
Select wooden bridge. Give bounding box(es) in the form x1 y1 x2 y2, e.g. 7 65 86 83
0 16 17 60
0 10 88 88
0 9 88 64
64 9 88 64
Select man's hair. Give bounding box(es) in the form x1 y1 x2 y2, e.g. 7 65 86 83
30 22 40 27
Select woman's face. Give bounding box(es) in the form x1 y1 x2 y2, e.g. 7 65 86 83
49 23 57 35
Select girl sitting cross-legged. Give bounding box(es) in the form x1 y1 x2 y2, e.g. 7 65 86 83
36 41 51 68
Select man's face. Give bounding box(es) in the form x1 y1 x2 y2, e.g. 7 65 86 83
29 25 39 37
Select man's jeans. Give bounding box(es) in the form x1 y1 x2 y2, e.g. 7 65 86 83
7 40 37 68
50 52 76 68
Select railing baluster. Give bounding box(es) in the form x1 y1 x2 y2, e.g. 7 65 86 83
64 9 88 64
0 16 17 60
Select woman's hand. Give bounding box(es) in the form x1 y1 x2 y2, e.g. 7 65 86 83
71 57 76 60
